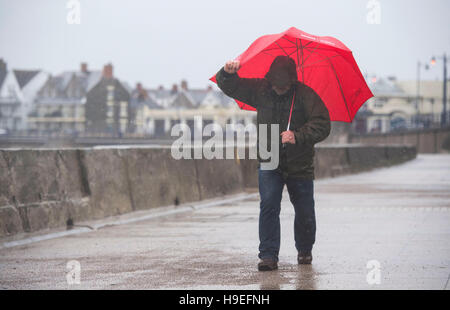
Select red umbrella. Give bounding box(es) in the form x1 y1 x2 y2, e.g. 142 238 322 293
210 27 373 122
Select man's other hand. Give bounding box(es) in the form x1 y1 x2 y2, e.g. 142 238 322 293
281 130 296 144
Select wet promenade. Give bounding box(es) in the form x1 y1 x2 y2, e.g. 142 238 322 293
1 154 449 289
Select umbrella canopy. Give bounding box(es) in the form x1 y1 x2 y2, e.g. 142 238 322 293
210 27 373 122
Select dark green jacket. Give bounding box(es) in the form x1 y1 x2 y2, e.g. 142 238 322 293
216 67 331 180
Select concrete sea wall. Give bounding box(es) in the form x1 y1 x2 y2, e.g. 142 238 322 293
349 127 450 154
0 145 416 238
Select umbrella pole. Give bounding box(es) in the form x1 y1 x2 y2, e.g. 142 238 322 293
282 89 296 149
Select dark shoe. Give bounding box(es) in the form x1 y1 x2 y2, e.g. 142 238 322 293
297 251 313 265
258 259 278 271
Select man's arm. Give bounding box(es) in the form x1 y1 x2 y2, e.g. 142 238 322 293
293 88 331 146
215 60 261 109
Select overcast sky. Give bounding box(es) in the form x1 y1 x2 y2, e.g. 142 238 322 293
1 0 449 89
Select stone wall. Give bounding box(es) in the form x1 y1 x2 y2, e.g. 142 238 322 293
0 145 416 238
349 127 450 153
239 145 417 187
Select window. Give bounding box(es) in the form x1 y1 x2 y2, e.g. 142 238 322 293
120 101 128 118
373 98 387 108
107 85 115 101
7 85 16 98
107 105 114 118
390 117 406 131
70 106 75 118
120 119 126 132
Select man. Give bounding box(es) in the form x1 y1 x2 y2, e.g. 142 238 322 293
215 56 331 271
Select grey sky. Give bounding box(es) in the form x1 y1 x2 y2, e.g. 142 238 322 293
0 0 449 89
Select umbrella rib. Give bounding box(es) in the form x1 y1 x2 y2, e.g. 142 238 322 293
299 39 305 83
302 40 314 48
301 41 321 66
298 48 351 119
303 45 362 75
288 49 298 57
262 51 277 58
302 64 331 69
303 45 340 52
282 36 314 49
275 42 289 57
324 56 352 121
262 46 297 53
295 39 303 83
281 36 296 45
302 54 342 68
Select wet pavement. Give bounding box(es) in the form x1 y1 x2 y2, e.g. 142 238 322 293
0 154 449 290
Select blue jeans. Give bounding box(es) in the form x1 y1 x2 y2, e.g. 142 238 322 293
258 168 316 262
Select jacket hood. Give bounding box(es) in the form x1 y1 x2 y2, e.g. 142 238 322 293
265 56 298 87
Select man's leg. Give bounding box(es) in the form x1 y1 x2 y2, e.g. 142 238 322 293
286 178 316 254
258 168 284 262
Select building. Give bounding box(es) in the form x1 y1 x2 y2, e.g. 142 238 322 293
131 82 163 136
133 80 256 137
28 63 133 136
28 63 101 134
352 76 450 134
85 63 133 135
0 59 48 133
397 79 449 127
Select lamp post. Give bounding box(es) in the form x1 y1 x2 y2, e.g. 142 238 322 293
416 61 430 128
443 54 447 126
431 54 448 127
